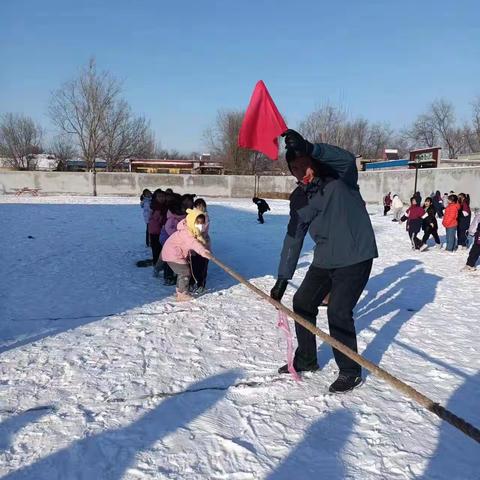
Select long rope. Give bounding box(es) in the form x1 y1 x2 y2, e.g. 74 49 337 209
209 254 480 444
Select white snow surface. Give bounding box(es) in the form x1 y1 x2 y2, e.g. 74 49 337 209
0 195 479 479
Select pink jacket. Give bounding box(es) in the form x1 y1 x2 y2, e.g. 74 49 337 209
160 211 186 244
148 210 165 235
165 211 186 236
161 220 209 265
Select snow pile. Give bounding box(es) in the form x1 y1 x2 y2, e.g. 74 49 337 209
0 196 479 479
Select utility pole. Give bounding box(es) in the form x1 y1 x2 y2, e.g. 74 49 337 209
93 161 97 197
413 156 420 195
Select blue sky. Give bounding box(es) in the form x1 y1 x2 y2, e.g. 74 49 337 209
1 0 479 152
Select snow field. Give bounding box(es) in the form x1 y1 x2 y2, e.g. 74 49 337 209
0 195 479 479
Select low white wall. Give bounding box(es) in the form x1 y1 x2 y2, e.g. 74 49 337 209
1 167 478 207
359 167 480 208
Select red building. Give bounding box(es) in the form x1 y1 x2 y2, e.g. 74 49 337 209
129 156 224 174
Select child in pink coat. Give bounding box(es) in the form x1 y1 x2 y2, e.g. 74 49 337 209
158 194 186 284
162 208 211 301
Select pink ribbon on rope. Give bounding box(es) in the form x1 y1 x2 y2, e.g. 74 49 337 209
276 310 301 382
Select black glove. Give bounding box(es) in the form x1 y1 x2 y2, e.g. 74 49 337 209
270 279 288 301
282 129 314 157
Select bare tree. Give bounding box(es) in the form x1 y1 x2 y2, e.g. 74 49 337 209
403 114 438 148
429 99 467 158
154 147 186 160
0 113 43 169
101 99 155 170
49 58 121 170
465 97 480 152
203 109 253 173
343 118 370 156
50 135 77 171
365 123 394 159
299 104 347 145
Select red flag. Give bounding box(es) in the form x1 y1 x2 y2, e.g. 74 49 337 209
238 80 287 161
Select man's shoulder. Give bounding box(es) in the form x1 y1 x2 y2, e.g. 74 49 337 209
289 185 308 208
289 184 306 200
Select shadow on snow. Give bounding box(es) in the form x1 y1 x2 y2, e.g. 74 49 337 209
0 203 300 354
1 370 241 479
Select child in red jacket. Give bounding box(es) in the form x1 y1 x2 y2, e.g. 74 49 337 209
442 194 460 251
400 197 425 250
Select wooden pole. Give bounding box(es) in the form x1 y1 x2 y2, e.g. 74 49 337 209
209 254 480 444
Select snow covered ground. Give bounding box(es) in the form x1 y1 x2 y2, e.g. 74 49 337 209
0 195 479 479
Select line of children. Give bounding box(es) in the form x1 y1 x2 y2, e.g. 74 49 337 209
140 188 213 300
161 208 211 301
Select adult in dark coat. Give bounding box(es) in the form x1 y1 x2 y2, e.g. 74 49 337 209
270 130 378 393
252 197 270 224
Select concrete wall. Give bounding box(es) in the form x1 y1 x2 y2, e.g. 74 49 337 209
358 167 480 208
0 171 93 195
1 167 479 207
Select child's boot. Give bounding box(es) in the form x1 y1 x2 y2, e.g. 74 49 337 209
176 289 193 302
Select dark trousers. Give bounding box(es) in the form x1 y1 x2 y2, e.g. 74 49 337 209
421 226 440 245
258 211 265 224
383 205 390 216
292 259 373 376
145 226 150 247
408 220 422 249
467 242 480 267
163 263 175 281
458 217 471 247
150 234 161 264
190 254 209 288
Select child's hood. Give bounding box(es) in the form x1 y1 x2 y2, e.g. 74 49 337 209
182 208 207 242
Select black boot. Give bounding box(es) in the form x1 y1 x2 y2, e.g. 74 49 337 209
278 363 319 374
329 373 363 393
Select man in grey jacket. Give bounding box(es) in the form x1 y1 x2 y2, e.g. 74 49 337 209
270 129 378 393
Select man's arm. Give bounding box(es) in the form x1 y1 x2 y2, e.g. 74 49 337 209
277 187 310 281
282 129 358 188
311 143 358 188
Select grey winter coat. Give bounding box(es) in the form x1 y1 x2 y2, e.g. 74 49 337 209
277 143 378 279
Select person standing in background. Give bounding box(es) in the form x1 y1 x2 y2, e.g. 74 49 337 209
391 194 404 222
443 194 460 252
252 197 271 224
420 197 441 249
432 190 444 218
457 193 471 250
383 192 392 216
